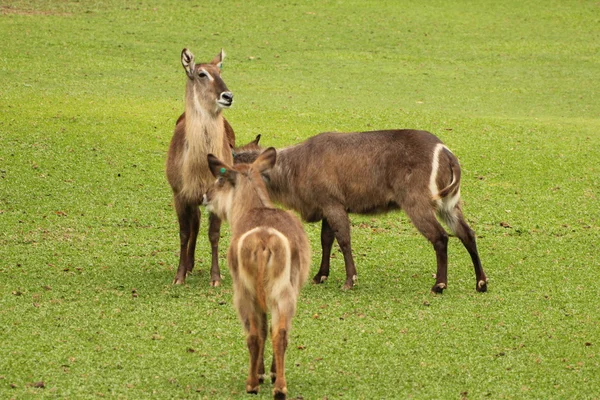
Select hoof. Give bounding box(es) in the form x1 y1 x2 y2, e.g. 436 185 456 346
172 278 185 285
210 280 221 287
431 282 446 294
341 275 357 290
258 374 268 384
477 280 488 292
312 274 328 284
273 387 287 400
246 385 259 395
270 372 277 384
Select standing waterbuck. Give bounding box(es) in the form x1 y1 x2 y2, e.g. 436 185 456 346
205 148 311 400
166 48 235 285
237 129 488 293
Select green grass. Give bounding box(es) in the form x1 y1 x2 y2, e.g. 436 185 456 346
1 0 599 398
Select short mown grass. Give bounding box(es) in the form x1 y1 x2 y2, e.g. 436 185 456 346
1 1 599 398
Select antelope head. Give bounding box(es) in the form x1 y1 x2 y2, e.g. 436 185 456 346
181 48 233 115
204 148 277 222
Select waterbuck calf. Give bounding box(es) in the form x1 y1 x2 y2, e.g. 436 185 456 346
205 148 311 400
238 130 488 293
166 48 234 286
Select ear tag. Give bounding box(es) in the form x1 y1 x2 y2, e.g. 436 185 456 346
219 167 227 175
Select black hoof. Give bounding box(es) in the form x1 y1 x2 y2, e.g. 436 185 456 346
431 283 446 294
476 280 488 292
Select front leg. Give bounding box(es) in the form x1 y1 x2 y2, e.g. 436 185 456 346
172 200 197 285
322 207 357 290
208 213 222 287
313 219 335 284
186 205 200 275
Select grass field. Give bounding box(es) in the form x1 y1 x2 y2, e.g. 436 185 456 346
1 1 599 398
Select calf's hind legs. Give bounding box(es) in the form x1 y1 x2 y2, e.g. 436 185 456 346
244 312 267 394
270 301 294 400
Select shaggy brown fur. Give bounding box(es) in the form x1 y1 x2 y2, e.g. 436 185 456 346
166 48 235 285
235 130 488 293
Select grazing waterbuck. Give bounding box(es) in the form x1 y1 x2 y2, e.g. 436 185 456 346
166 48 234 286
205 148 311 400
236 129 488 293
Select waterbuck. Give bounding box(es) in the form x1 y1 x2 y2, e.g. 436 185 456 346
236 130 488 293
166 48 234 286
205 148 311 400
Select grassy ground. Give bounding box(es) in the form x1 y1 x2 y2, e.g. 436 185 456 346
1 0 599 398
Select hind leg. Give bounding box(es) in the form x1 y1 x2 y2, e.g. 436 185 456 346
270 294 295 400
444 208 488 292
272 325 289 400
242 311 266 394
404 205 450 293
258 312 268 383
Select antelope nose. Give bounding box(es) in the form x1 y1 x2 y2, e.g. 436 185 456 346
221 92 233 104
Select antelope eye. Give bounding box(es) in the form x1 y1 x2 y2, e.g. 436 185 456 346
198 71 208 78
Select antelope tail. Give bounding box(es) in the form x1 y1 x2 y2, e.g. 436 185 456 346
437 157 461 199
237 228 291 313
430 144 462 201
253 246 269 312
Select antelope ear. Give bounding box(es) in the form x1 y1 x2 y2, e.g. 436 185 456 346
211 48 225 70
253 147 277 174
181 48 196 79
252 134 261 146
207 154 236 182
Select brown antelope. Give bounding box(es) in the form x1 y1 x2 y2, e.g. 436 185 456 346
166 48 235 286
205 148 311 400
235 130 488 293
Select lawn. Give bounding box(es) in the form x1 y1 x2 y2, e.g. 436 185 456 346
1 0 599 398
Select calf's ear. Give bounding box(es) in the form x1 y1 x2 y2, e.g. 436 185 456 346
207 154 236 182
